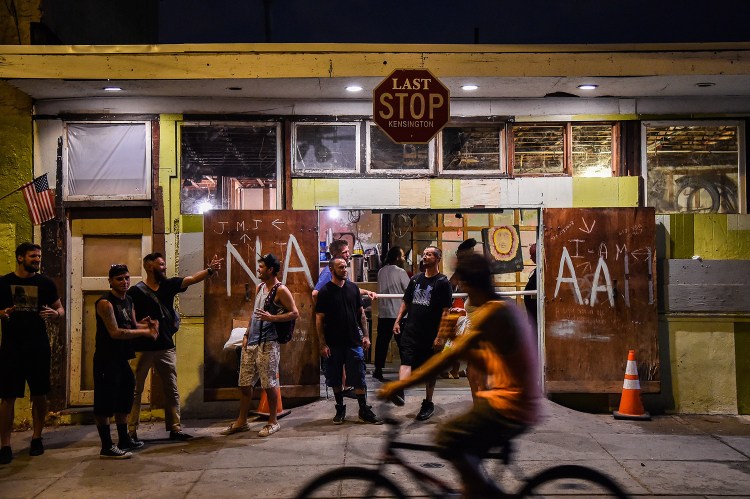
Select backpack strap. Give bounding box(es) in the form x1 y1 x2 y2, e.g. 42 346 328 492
263 282 283 311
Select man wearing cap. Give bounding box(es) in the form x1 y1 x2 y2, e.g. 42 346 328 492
94 264 159 459
221 253 298 437
127 251 223 442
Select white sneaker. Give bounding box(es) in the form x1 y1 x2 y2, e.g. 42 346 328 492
258 423 280 437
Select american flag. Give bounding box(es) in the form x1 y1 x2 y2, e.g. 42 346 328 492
21 174 56 225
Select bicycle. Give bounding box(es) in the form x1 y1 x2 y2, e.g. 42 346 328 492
295 413 629 498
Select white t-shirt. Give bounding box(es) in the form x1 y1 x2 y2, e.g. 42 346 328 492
377 264 410 318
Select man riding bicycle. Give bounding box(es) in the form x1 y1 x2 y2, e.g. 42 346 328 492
379 252 541 498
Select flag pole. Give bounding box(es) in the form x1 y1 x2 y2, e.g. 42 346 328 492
0 185 22 203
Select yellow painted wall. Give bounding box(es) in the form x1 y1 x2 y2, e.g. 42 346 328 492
669 319 738 414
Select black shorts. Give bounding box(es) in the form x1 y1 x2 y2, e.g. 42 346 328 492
324 345 367 389
436 398 527 458
399 324 437 369
93 354 135 417
0 346 51 399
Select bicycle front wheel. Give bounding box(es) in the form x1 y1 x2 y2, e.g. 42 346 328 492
518 464 629 498
295 466 407 499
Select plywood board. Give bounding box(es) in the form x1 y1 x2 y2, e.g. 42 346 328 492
543 207 659 393
203 210 319 400
662 259 750 313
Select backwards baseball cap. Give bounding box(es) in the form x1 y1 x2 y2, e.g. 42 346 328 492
109 263 129 278
258 253 281 273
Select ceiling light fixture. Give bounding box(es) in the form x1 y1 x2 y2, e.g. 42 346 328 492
103 86 122 92
695 82 716 88
345 85 363 92
461 84 479 91
577 84 598 90
227 87 243 91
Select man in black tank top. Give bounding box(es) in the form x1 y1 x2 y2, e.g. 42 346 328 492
94 264 158 459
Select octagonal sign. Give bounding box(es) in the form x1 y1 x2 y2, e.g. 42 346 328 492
373 68 450 144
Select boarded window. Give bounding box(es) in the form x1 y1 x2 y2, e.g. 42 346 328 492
294 123 359 173
441 125 506 173
367 124 431 172
66 122 150 200
180 123 280 214
644 122 743 213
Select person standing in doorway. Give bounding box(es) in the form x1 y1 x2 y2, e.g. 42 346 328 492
0 242 65 465
373 246 410 381
127 252 223 442
392 246 452 421
94 264 158 459
524 243 538 329
221 254 298 438
315 257 381 425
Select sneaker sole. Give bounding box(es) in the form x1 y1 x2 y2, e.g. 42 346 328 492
358 417 384 425
100 453 132 459
416 411 434 421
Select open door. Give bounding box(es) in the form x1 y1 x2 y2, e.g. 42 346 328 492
203 210 319 401
543 208 658 393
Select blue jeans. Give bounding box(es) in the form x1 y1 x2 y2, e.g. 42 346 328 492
325 345 367 389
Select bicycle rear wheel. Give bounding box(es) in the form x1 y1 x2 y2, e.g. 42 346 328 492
295 466 407 499
518 464 629 498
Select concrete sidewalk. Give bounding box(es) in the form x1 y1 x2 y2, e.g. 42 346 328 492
1 376 749 498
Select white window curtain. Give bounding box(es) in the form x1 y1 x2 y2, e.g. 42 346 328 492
66 122 150 199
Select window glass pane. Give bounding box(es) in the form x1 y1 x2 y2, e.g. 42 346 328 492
181 125 278 214
295 124 357 171
513 124 564 175
369 125 429 170
646 124 740 213
442 126 503 171
572 124 612 177
67 123 149 198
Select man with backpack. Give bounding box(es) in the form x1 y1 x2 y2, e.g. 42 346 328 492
127 251 223 442
221 254 298 437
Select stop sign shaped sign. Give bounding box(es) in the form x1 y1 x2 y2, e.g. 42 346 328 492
373 68 450 144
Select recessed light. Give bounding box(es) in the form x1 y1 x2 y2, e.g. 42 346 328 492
695 82 716 88
577 84 598 90
345 85 363 92
103 86 122 92
227 87 243 91
461 84 479 91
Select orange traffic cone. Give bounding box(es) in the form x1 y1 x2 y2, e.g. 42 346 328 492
613 350 651 421
252 373 291 420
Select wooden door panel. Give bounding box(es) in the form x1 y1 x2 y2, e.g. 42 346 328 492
203 210 319 401
543 208 659 393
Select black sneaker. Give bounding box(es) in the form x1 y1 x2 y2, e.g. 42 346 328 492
0 446 12 465
118 438 145 451
372 369 385 381
169 430 194 441
128 431 142 444
100 445 132 459
358 405 383 425
389 389 405 407
29 438 44 456
416 399 435 421
333 404 346 424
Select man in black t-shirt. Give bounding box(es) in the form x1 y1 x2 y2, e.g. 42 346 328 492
94 264 158 459
126 251 223 442
0 243 65 465
315 257 381 425
393 246 452 421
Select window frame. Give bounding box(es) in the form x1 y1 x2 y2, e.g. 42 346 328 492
509 121 620 178
178 120 284 213
640 120 747 214
292 121 362 176
63 120 152 202
436 121 509 176
365 122 436 175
